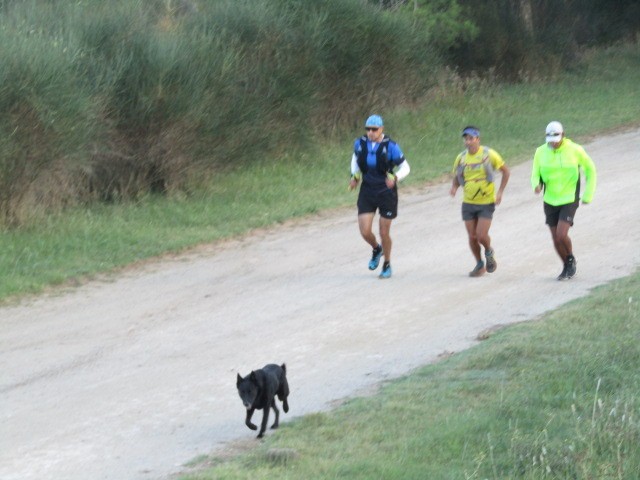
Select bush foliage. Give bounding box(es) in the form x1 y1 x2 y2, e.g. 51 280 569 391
0 0 637 226
445 0 640 78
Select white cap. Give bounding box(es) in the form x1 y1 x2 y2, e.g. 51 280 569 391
545 121 564 143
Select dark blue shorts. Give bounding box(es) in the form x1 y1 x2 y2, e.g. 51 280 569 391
357 183 398 219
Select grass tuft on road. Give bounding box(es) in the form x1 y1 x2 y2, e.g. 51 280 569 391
181 270 640 479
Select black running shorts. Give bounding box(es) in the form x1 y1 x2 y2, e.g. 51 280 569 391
357 183 398 219
544 201 579 227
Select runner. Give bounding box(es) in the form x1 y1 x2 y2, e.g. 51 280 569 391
450 126 510 277
531 121 597 280
348 114 410 279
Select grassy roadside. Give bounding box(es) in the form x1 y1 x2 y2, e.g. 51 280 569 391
1 44 639 303
181 270 640 480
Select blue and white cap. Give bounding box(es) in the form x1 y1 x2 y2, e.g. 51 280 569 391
365 115 384 128
462 126 480 137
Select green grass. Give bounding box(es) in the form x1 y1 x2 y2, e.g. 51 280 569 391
1 43 639 303
180 271 640 480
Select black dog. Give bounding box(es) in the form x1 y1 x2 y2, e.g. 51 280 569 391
236 363 290 438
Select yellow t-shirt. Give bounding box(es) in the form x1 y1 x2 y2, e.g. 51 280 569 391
452 146 505 205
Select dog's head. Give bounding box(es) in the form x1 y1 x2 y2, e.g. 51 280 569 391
236 371 259 410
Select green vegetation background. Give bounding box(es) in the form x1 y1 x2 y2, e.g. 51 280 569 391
1 43 638 303
1 0 638 224
1 0 639 302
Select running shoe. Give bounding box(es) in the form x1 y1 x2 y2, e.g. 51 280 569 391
368 244 383 270
379 263 392 279
469 261 486 277
485 248 497 273
565 255 577 279
557 262 569 281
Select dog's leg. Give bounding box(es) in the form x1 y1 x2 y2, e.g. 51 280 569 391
245 408 257 431
258 403 271 438
271 401 280 429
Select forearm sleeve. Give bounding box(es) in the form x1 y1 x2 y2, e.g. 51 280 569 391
350 153 360 176
395 159 410 181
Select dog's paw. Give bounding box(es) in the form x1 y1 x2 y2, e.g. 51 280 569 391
257 432 264 439
247 423 258 431
271 423 279 430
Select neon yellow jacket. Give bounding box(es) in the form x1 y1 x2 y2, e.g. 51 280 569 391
531 138 596 206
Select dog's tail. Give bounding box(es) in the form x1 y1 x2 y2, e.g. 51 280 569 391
279 363 290 413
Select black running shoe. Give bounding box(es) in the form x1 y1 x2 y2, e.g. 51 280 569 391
565 255 577 279
557 262 569 281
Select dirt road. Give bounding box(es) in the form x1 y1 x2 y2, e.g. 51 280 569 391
2 130 639 480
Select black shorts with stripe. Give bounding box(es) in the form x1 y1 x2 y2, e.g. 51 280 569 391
544 201 579 227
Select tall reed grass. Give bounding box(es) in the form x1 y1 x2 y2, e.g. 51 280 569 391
1 0 637 225
0 1 94 225
0 0 446 225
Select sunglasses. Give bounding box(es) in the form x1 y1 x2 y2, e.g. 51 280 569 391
365 127 379 132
